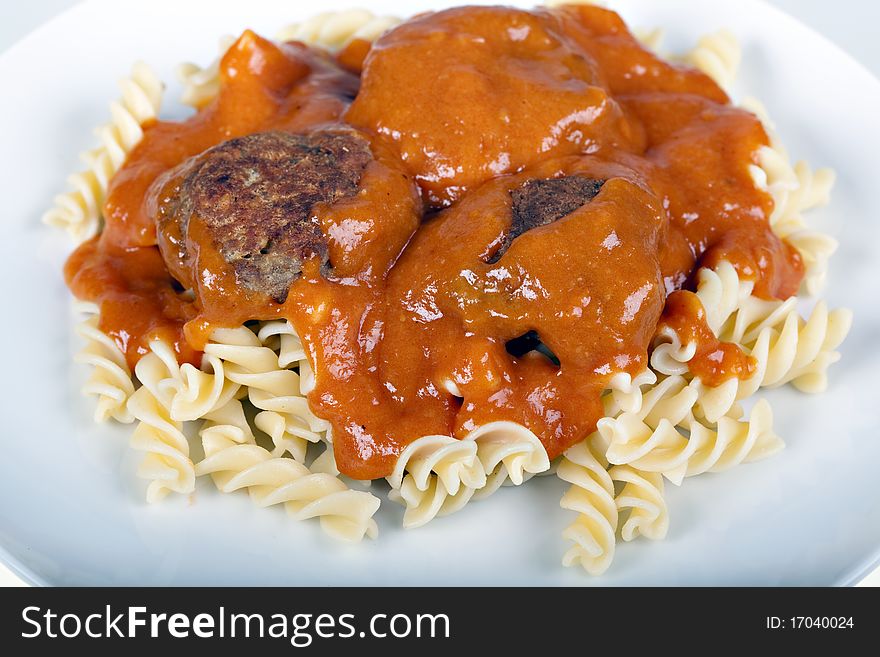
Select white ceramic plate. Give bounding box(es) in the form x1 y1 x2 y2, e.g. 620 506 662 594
1 0 878 586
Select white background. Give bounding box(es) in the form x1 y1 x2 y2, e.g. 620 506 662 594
0 0 877 587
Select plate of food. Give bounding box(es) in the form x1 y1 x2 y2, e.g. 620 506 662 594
1 0 877 585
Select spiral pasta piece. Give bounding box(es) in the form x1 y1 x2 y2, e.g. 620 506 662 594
276 9 400 50
681 399 783 477
609 465 668 542
557 438 618 575
127 342 194 503
743 97 837 294
199 397 256 447
386 435 487 528
606 368 658 415
204 327 329 463
44 62 163 242
176 35 236 110
195 434 380 542
74 308 135 423
453 421 551 503
651 262 852 421
598 375 700 484
257 320 307 370
469 421 550 486
598 375 782 484
684 30 740 91
166 354 240 423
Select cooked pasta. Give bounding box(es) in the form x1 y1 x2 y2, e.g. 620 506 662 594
386 435 486 528
73 304 135 424
204 327 329 463
683 30 740 91
127 342 195 503
275 9 401 49
652 261 852 421
610 465 668 542
49 4 851 570
43 62 163 242
597 375 782 484
176 36 236 109
199 397 256 447
557 438 618 576
195 434 381 542
743 98 838 295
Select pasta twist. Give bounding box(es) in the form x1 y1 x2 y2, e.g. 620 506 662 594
606 368 658 415
204 327 329 463
195 434 380 542
744 97 838 294
684 30 740 91
166 353 241 423
44 62 163 242
73 305 135 423
652 262 852 421
597 375 782 484
276 9 400 50
469 421 550 486
386 435 487 528
467 421 551 502
609 465 668 541
597 375 699 484
127 342 194 503
257 320 307 370
679 399 783 477
127 338 243 502
176 36 235 110
557 438 618 575
199 397 256 447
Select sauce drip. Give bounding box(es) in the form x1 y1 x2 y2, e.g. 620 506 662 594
64 5 805 480
659 291 756 387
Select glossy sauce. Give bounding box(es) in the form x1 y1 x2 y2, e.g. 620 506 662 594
659 291 756 386
64 5 803 479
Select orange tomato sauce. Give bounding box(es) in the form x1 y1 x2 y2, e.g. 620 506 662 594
63 5 803 480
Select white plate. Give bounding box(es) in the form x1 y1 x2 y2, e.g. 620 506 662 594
1 0 878 586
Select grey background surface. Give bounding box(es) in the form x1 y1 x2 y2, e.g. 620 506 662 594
0 0 876 587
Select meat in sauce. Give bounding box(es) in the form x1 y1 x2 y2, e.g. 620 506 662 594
152 129 373 302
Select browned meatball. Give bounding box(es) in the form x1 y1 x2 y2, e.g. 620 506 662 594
487 176 605 263
156 129 373 301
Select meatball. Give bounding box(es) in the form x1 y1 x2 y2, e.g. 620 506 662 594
157 129 373 301
487 176 604 263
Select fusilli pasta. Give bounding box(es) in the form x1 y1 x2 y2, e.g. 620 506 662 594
195 433 381 542
610 465 668 542
652 261 852 421
127 341 194 503
386 435 486 528
46 7 851 578
275 9 400 49
597 375 782 484
44 62 163 242
744 98 838 294
557 438 618 575
204 327 329 463
73 303 135 424
684 30 740 91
